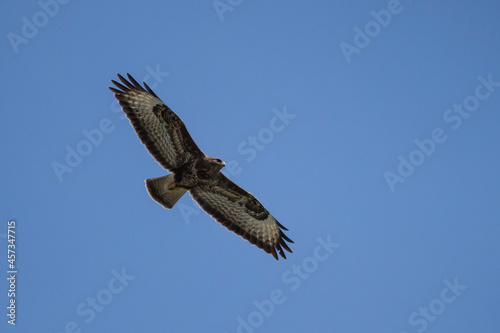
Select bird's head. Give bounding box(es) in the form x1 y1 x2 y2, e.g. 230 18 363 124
209 157 226 172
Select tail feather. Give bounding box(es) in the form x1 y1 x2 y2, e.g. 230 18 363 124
145 174 187 209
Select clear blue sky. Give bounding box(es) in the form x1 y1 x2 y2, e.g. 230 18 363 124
1 1 500 332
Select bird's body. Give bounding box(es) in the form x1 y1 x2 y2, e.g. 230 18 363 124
109 73 293 260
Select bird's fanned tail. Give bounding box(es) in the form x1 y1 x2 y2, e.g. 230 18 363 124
145 174 187 209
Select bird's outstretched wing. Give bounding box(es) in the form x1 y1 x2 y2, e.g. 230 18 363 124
109 73 204 171
190 174 293 260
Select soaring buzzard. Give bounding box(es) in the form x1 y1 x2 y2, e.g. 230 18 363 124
109 74 293 260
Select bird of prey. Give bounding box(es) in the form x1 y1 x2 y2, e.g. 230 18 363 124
109 74 293 260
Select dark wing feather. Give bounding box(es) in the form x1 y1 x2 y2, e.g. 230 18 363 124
109 73 204 171
189 174 293 260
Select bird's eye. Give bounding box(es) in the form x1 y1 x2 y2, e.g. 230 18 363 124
216 159 222 163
